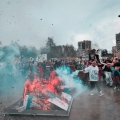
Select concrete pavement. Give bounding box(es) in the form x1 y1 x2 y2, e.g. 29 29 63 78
1 83 120 120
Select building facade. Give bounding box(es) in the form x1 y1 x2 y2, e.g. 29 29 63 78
112 46 116 54
78 40 91 50
113 33 120 58
116 33 120 53
77 40 91 57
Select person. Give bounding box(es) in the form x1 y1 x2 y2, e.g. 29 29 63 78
112 61 120 90
94 49 100 63
42 61 47 79
37 62 43 78
107 57 120 90
83 61 104 96
102 60 113 86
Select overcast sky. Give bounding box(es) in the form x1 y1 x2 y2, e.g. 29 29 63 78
0 0 120 51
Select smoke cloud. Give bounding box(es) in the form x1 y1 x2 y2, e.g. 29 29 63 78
0 42 25 104
91 42 99 50
56 66 87 98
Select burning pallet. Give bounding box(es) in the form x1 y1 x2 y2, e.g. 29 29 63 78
4 92 73 116
4 70 77 116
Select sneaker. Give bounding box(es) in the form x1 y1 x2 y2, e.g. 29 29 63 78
90 91 94 95
114 86 117 90
99 91 104 96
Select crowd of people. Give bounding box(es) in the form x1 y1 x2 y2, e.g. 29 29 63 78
16 55 120 99
2 52 120 89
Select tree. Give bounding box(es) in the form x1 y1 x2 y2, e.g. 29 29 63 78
63 44 76 57
20 46 38 58
40 38 77 59
46 37 56 50
40 37 57 59
101 49 108 56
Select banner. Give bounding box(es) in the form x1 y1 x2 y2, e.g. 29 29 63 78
48 97 69 111
48 92 72 111
37 54 47 62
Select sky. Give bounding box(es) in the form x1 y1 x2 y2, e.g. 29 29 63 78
0 0 120 51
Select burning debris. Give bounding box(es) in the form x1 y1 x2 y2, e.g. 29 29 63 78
4 70 74 116
17 70 73 112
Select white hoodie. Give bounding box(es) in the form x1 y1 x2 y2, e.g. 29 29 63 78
84 65 99 81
